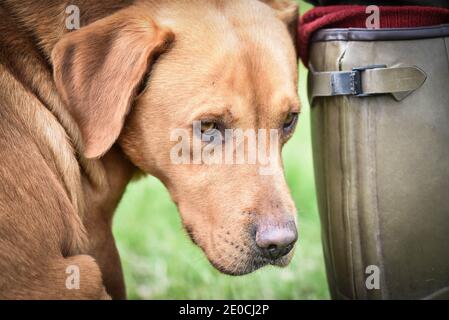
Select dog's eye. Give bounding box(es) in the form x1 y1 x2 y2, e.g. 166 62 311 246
283 112 298 132
201 121 217 134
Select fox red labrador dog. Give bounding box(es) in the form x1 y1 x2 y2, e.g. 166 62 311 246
0 0 300 299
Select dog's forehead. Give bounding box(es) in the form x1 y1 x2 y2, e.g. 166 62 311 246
149 1 298 117
174 25 296 99
158 0 295 64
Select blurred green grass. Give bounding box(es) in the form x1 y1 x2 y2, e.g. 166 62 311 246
113 1 329 300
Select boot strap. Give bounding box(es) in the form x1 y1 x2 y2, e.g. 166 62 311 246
310 65 427 101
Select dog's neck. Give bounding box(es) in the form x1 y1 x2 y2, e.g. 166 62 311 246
82 147 137 223
1 0 138 224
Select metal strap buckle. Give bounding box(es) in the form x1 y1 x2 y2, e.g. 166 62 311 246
350 64 387 97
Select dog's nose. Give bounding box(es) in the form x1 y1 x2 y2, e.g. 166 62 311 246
255 223 297 260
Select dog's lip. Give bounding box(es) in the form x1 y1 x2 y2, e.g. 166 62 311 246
268 253 292 267
204 238 296 275
207 253 293 276
206 253 270 276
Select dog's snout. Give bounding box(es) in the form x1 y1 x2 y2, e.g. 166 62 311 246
255 222 297 260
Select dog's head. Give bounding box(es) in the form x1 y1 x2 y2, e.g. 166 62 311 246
52 0 300 275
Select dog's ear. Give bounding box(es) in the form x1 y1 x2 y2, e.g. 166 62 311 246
260 0 298 48
52 6 174 159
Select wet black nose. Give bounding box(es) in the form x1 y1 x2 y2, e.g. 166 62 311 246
255 222 297 260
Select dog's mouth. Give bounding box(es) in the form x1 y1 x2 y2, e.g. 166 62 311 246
209 255 293 276
181 220 297 275
179 206 297 275
206 245 295 276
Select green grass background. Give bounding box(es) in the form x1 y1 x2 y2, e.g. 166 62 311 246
113 1 329 299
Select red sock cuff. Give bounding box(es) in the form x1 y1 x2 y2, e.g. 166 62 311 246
298 5 449 65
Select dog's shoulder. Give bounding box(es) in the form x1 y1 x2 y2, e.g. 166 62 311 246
0 12 88 257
